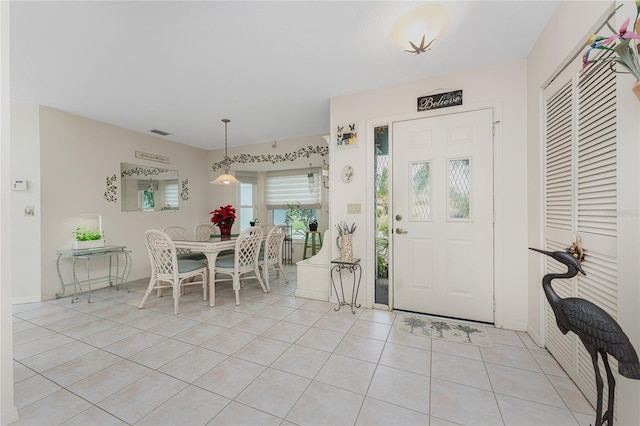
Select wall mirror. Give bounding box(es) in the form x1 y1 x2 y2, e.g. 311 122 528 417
120 163 179 212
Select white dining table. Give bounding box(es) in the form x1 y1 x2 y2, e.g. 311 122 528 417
173 237 236 307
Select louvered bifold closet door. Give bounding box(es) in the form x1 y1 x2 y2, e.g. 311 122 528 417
542 54 618 411
545 80 574 232
577 57 617 237
543 70 578 376
575 56 618 408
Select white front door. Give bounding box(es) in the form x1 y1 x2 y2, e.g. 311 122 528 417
392 109 494 323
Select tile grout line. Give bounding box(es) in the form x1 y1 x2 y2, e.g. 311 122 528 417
13 269 594 426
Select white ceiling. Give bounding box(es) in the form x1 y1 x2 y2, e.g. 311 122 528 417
10 1 558 150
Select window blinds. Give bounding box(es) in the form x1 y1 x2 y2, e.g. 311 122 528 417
163 182 179 208
236 171 258 185
265 168 321 209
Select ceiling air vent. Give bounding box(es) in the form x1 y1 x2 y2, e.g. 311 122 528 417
150 129 170 136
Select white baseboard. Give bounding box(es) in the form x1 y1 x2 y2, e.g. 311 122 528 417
527 324 543 347
39 281 116 303
11 296 41 304
2 406 19 426
498 320 528 332
295 288 329 302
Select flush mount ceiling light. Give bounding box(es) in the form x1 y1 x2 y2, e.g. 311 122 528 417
211 118 242 185
391 4 450 55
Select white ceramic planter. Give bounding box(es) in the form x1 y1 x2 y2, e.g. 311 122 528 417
72 239 105 250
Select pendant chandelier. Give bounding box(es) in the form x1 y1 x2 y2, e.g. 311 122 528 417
211 118 242 185
307 163 314 184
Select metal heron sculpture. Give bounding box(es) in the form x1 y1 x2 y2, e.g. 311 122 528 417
530 248 640 426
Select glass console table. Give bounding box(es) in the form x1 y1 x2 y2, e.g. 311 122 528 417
56 245 132 303
330 257 362 314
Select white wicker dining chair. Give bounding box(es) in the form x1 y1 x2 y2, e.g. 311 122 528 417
194 223 218 241
260 224 274 235
140 229 208 314
163 224 206 261
162 225 190 254
258 225 289 291
213 226 266 305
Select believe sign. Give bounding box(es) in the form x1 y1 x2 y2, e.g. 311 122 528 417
417 90 463 112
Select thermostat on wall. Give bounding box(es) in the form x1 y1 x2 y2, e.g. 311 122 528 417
12 179 28 191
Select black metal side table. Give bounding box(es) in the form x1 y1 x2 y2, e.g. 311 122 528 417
282 225 293 265
330 257 362 314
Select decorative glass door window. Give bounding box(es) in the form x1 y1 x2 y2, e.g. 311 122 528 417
448 158 471 220
410 161 432 220
374 125 389 306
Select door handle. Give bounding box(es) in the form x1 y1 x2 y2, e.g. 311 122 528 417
395 228 408 234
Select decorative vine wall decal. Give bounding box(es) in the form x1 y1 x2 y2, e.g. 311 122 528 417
121 166 173 178
211 145 329 171
181 179 189 201
104 174 118 202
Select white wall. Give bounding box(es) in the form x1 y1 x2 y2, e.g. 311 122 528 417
12 105 214 301
11 103 41 303
1 0 19 423
330 59 529 330
527 1 640 424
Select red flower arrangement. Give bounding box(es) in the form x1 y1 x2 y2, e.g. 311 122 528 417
210 204 236 226
210 205 236 238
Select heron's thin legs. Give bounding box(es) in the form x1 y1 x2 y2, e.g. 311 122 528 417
591 349 604 426
601 351 616 426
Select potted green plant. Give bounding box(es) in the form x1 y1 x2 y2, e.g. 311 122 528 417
308 218 318 231
72 226 104 250
286 202 315 236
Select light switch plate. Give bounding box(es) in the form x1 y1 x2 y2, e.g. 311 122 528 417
347 203 361 214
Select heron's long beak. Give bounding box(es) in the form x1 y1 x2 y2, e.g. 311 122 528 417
529 247 587 276
528 247 552 256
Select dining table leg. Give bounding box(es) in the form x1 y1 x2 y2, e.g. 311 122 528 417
206 251 220 307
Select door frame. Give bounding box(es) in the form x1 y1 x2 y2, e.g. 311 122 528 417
365 102 505 328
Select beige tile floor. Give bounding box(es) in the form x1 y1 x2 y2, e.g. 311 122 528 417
11 265 596 425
